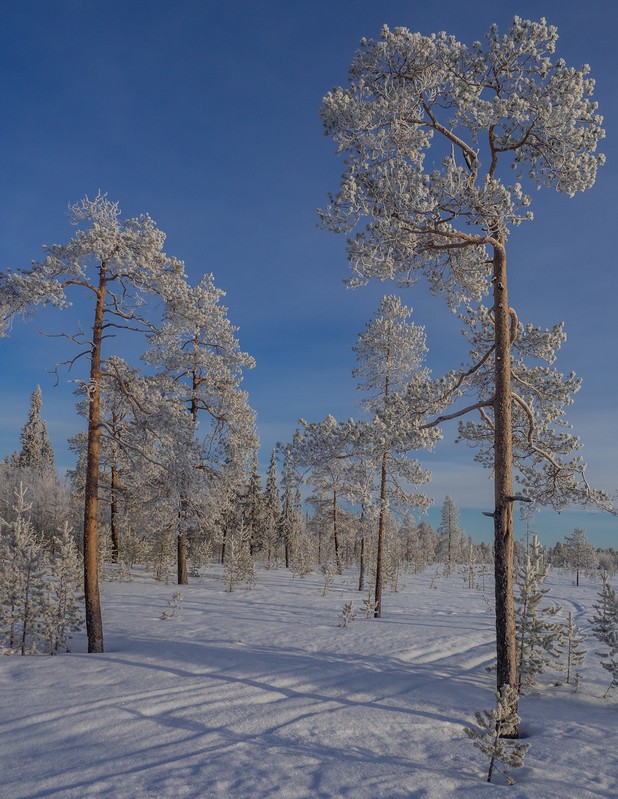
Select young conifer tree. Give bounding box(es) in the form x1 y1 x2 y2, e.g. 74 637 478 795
0 485 49 655
465 684 530 784
437 496 463 575
559 611 586 687
263 450 282 566
515 534 562 693
321 18 610 723
589 576 618 697
43 522 85 654
19 386 55 472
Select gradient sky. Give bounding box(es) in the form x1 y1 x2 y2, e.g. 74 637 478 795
0 0 616 547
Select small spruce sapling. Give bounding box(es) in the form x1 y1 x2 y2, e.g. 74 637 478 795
464 685 530 785
0 484 49 654
362 590 376 618
515 534 562 693
224 524 256 592
589 575 618 698
320 563 336 596
160 591 184 620
43 522 85 654
338 600 357 627
558 611 586 688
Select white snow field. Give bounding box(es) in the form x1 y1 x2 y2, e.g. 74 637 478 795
1 566 616 799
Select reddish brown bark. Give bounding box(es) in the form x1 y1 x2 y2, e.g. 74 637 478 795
492 240 518 731
83 260 107 653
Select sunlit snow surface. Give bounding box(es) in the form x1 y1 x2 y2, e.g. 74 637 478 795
1 567 616 798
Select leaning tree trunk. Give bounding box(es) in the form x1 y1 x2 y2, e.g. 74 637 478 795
492 240 518 733
83 261 107 653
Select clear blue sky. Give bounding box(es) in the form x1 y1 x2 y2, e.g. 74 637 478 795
0 0 616 548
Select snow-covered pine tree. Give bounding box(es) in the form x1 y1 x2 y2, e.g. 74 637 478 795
287 416 359 575
464 684 530 784
563 528 598 586
0 193 189 653
352 295 434 616
515 534 562 693
144 273 257 584
589 576 618 697
321 17 610 729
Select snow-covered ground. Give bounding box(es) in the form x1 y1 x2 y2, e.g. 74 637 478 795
1 566 615 798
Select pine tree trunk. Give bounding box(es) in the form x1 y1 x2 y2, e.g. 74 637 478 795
110 462 120 564
358 534 365 592
332 488 342 574
177 496 189 585
83 261 107 653
177 368 199 584
492 240 517 732
220 523 227 564
374 450 388 618
20 562 32 656
109 404 121 564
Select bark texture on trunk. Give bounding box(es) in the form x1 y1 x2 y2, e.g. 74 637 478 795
332 488 342 574
358 534 365 592
492 240 518 732
83 261 107 653
110 462 120 564
373 451 388 618
177 370 200 585
177 508 189 585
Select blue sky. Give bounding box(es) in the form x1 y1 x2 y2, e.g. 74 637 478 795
0 1 616 547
